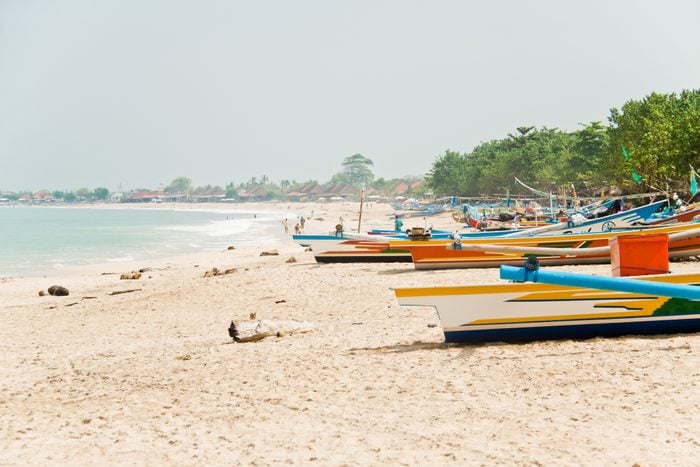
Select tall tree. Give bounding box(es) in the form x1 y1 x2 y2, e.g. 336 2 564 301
608 90 700 191
164 176 192 194
92 187 110 200
341 153 374 186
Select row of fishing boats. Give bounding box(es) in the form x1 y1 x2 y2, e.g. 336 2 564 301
292 197 700 344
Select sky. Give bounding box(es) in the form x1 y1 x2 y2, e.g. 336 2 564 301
1 0 699 192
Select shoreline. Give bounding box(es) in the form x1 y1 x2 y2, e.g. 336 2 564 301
1 200 443 280
2 202 700 463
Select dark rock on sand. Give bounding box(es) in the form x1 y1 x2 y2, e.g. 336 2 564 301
48 285 69 296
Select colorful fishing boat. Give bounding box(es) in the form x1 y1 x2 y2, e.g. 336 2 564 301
292 233 412 263
458 199 666 238
390 223 700 270
394 260 700 343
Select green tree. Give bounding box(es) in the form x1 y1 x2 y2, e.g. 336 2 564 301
164 176 193 194
426 150 469 196
341 153 374 186
225 182 238 198
570 122 611 187
75 187 91 200
92 187 110 200
608 90 700 191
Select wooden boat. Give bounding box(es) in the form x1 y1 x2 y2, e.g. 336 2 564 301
459 199 665 238
394 261 700 343
390 223 700 269
293 200 668 264
638 203 700 226
292 233 412 263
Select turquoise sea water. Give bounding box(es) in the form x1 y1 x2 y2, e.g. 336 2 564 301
0 206 287 276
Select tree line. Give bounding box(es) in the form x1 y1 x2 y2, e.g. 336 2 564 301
5 153 422 202
427 89 700 198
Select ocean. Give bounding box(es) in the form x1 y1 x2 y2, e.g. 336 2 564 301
0 206 289 276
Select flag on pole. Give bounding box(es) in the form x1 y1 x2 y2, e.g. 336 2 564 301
621 146 643 184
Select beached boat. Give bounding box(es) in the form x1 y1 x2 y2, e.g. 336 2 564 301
638 203 700 226
293 200 670 264
394 261 700 343
390 223 700 269
292 233 412 263
459 199 666 238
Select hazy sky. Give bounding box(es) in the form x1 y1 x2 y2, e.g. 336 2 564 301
1 0 699 192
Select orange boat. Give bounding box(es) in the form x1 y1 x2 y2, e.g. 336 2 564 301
389 223 700 270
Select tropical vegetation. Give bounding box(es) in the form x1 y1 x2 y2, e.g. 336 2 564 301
427 89 700 197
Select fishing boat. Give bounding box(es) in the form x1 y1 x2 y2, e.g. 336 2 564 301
394 259 700 343
451 198 666 239
292 233 412 263
390 223 700 270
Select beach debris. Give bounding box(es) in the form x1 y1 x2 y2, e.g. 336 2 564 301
109 288 142 296
65 302 79 307
203 267 237 278
260 249 279 256
249 312 257 319
47 285 69 296
286 256 297 263
304 247 312 252
138 267 151 273
274 299 287 304
175 354 192 361
227 245 236 250
120 272 142 280
38 290 46 297
229 319 315 342
82 296 97 300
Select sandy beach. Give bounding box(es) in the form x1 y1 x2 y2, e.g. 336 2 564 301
2 201 700 465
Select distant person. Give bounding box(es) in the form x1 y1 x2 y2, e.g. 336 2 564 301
300 216 306 229
394 216 403 231
282 218 289 234
294 223 301 234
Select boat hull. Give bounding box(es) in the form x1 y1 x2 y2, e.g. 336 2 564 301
390 222 700 270
394 273 700 343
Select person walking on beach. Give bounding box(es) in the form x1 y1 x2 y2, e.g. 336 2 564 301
294 223 301 234
282 218 289 234
300 216 305 229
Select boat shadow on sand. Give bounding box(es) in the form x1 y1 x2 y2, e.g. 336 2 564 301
347 341 477 358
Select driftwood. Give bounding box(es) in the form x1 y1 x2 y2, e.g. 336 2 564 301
203 267 237 277
228 319 314 342
120 272 142 280
109 288 142 296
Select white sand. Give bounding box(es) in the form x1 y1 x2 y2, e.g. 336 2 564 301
2 201 700 464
